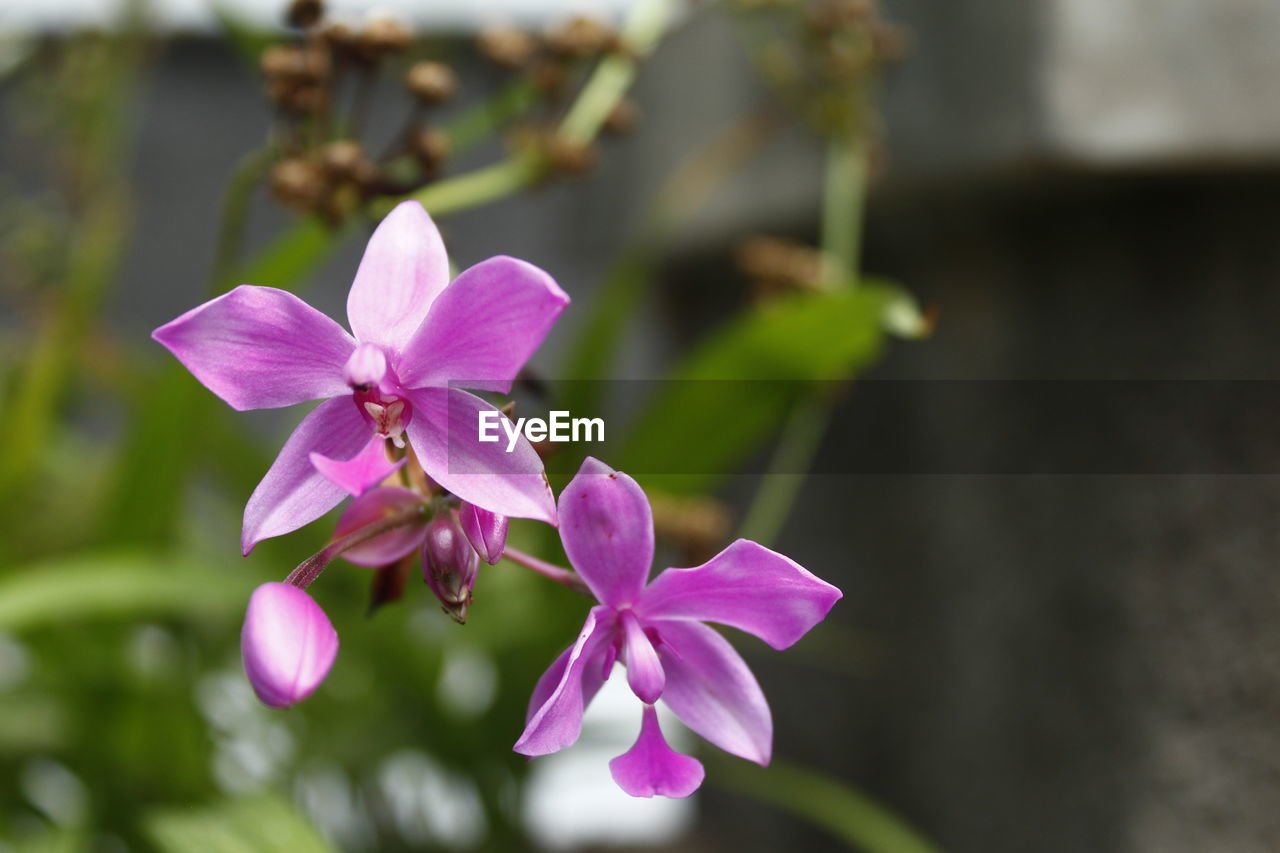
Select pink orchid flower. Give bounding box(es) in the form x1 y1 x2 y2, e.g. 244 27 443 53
514 458 842 798
152 201 567 554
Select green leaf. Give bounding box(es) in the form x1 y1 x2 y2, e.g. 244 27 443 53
713 758 940 853
0 551 243 633
617 283 899 493
145 796 337 853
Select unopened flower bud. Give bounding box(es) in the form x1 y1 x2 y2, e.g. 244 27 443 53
241 582 338 708
285 0 324 29
458 502 508 565
405 61 458 104
477 26 536 69
423 516 480 623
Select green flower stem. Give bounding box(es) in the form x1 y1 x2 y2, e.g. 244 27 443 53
821 133 869 281
500 547 591 597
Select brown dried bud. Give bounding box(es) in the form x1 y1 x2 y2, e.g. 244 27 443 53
260 43 329 84
529 60 570 99
322 22 359 53
546 135 598 175
476 26 537 69
285 0 324 29
361 17 412 56
602 98 640 136
320 140 364 179
405 61 458 104
545 16 612 58
735 235 828 296
269 158 326 210
649 492 731 564
285 84 328 115
411 129 450 176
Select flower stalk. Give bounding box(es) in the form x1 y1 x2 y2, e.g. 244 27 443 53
286 501 427 589
501 546 592 597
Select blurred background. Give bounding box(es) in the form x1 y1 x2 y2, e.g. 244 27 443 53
3 0 1280 851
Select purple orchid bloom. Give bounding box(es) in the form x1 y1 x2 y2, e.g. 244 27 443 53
514 458 842 798
152 200 567 554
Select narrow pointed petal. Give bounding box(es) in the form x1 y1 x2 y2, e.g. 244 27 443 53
241 582 339 708
152 285 355 411
395 256 569 392
310 434 405 497
331 486 427 568
620 610 665 704
458 502 508 564
515 607 616 756
403 387 556 524
242 397 370 554
524 639 610 724
609 705 705 798
651 620 772 766
558 458 654 608
347 200 451 353
636 539 843 650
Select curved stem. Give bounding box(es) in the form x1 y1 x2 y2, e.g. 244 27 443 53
501 547 592 597
286 502 427 590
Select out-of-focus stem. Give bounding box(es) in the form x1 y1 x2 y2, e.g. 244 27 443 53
501 547 591 597
286 503 427 589
821 134 868 282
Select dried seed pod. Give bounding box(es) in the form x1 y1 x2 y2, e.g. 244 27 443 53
260 43 330 84
546 135 598 175
360 17 412 56
269 158 326 210
476 26 536 69
321 140 365 179
529 60 570 98
405 61 458 104
602 98 640 136
411 129 450 176
285 0 324 29
545 16 612 58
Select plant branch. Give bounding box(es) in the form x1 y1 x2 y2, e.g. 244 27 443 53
286 503 427 590
501 547 592 597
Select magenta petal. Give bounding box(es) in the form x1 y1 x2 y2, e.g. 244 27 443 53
515 606 616 756
558 458 654 608
458 502 508 564
347 201 451 353
310 434 405 497
403 387 556 524
651 620 772 766
395 256 569 393
609 705 705 798
331 486 427 567
241 582 339 708
525 637 610 725
620 611 665 704
636 539 843 651
152 285 355 411
242 397 370 555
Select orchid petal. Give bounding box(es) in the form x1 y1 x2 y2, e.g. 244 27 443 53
458 502 508 564
152 285 355 411
347 201 451 353
636 539 843 651
558 458 653 608
620 610 665 704
310 434 405 497
609 705 705 798
515 607 616 756
403 387 556 524
331 486 427 568
242 397 369 555
241 582 338 708
652 620 772 766
395 256 569 392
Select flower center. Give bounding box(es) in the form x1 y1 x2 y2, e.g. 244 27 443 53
354 388 412 447
344 342 388 390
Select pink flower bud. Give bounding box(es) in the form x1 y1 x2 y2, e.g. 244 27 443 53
422 515 480 623
241 582 339 708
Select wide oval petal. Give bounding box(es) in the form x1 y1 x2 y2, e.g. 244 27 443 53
609 705 705 798
332 486 427 567
242 397 369 554
652 620 772 766
241 582 338 708
395 255 569 393
402 387 556 524
152 285 355 411
347 200 451 354
558 457 654 608
515 606 616 756
636 539 842 650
